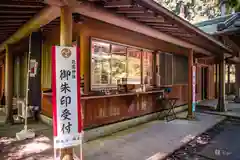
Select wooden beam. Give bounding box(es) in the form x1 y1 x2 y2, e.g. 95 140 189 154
146 22 175 27
126 13 161 18
116 7 145 14
167 32 193 38
117 10 145 14
222 36 240 56
228 56 240 63
44 0 77 6
104 0 133 8
74 2 213 55
136 18 164 23
152 26 179 30
0 20 27 23
0 5 60 52
0 26 18 29
0 2 44 8
0 24 23 27
0 9 37 14
0 15 33 18
0 32 13 35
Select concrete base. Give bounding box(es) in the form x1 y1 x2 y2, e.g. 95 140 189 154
40 105 187 142
16 129 35 141
187 113 196 120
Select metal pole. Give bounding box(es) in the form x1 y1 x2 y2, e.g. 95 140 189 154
16 57 20 121
15 33 35 141
24 33 32 131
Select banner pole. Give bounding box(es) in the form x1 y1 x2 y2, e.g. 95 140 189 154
16 33 35 140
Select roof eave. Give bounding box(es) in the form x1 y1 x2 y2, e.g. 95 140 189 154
136 0 232 54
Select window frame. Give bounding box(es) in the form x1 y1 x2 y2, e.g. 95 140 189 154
90 37 153 91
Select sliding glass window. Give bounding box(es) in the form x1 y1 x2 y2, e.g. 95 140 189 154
91 38 153 90
142 51 153 85
111 44 127 85
91 40 111 88
127 48 141 84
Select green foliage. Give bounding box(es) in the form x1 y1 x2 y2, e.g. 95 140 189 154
225 0 240 12
155 0 221 23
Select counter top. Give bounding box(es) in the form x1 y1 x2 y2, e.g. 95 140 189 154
81 90 164 100
42 90 164 100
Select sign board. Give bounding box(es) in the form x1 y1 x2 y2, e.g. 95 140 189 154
52 46 82 149
29 59 38 77
192 66 196 112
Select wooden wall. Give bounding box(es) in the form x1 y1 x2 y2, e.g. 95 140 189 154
82 93 160 128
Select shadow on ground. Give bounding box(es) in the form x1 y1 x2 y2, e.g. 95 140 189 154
0 135 53 160
166 118 240 160
0 121 54 160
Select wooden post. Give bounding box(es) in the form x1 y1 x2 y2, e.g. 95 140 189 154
4 45 14 124
152 52 157 86
235 64 240 98
59 6 74 160
217 54 226 112
227 64 230 94
187 49 194 119
1 63 4 99
215 64 218 98
60 7 72 46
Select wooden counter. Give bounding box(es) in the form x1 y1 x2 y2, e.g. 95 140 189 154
79 90 164 128
41 88 188 129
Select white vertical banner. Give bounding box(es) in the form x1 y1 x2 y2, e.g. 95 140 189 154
52 46 83 149
192 66 196 112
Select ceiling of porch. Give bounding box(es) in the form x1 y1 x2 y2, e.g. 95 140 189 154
0 0 45 44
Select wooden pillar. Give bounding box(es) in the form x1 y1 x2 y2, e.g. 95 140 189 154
4 45 14 124
60 7 72 46
187 49 194 118
152 52 157 86
227 64 230 94
217 54 226 112
1 62 4 98
235 64 240 97
59 6 74 160
215 64 219 98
